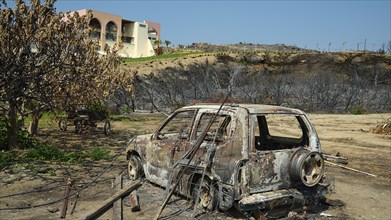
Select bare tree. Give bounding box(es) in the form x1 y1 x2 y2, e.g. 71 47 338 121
264 73 293 106
0 0 119 148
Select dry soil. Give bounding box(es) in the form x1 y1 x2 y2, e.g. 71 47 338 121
0 113 390 219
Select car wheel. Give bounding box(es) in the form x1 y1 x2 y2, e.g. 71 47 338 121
58 119 67 131
193 178 217 212
127 155 141 180
104 120 111 136
290 149 324 187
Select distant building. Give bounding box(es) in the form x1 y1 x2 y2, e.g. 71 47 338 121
77 9 160 58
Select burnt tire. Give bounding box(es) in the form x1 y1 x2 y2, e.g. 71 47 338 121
290 149 324 187
58 119 67 131
193 178 217 212
127 155 142 181
104 120 111 136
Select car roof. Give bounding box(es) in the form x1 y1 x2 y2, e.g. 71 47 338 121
181 103 305 115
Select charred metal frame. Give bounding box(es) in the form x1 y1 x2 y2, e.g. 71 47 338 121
126 104 330 216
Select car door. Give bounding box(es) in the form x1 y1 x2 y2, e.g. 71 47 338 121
247 114 309 193
190 110 243 181
145 110 196 187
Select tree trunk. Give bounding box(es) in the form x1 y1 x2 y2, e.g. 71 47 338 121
130 95 136 112
28 112 41 136
7 103 18 150
17 115 25 131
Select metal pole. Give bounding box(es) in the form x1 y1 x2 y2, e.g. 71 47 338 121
364 39 367 51
60 179 73 219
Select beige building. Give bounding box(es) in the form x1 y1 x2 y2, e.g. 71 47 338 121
77 9 160 58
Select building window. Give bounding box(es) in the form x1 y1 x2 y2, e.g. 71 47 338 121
89 18 101 39
106 21 117 41
121 36 133 44
90 32 101 39
106 33 116 41
139 24 146 28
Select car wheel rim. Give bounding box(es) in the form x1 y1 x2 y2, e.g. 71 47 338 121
290 149 324 187
302 153 323 185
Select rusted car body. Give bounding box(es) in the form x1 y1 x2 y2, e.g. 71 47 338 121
126 104 329 214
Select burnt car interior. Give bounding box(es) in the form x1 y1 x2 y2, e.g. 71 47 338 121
195 114 232 142
254 114 310 151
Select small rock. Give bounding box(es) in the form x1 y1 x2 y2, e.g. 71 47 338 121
3 175 19 184
325 198 345 207
37 167 50 174
47 207 60 213
288 211 297 217
4 170 12 174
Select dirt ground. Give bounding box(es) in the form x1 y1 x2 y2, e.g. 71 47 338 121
0 113 390 220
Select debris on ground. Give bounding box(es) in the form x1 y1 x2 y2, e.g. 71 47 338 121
324 152 348 165
323 198 346 207
371 118 391 135
320 212 334 217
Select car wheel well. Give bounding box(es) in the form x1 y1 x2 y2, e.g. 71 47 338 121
126 150 141 160
191 173 212 193
126 151 144 179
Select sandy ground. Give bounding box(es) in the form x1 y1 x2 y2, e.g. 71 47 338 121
0 113 390 219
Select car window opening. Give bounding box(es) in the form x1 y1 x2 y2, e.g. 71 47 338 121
254 114 309 151
157 110 196 140
196 114 232 142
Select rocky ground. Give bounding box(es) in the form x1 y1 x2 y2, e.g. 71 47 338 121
0 113 390 219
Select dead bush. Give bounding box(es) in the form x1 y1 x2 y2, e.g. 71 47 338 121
371 118 391 135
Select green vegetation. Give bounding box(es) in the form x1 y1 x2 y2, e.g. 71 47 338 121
21 145 112 162
23 112 58 129
351 106 366 115
0 151 13 169
0 117 7 148
87 147 112 161
22 144 65 161
0 111 163 170
0 113 114 167
122 51 208 63
64 149 87 163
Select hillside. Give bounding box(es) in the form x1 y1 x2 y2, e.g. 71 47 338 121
117 49 391 113
124 50 391 81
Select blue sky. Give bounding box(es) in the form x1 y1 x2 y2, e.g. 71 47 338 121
7 0 391 51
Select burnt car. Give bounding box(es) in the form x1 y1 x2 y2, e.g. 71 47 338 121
125 104 329 215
